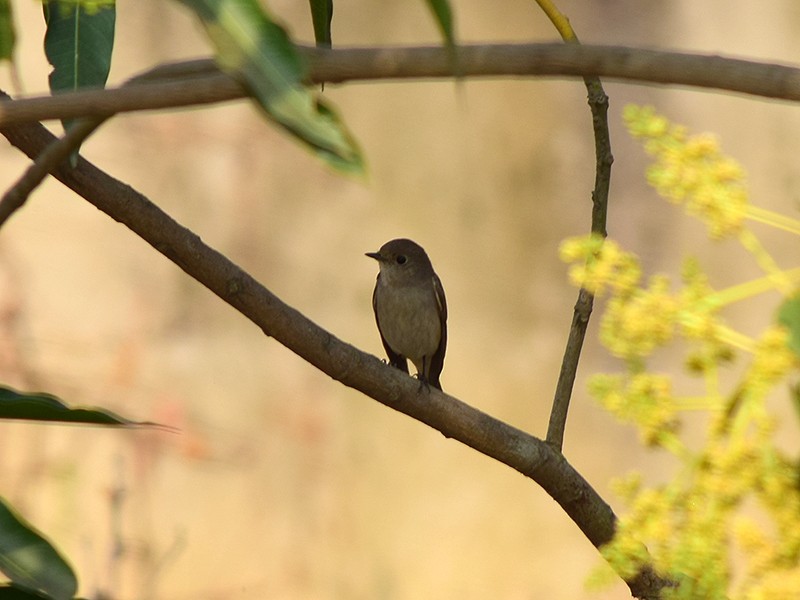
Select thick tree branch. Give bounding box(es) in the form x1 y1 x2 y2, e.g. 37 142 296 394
2 43 800 128
0 98 670 599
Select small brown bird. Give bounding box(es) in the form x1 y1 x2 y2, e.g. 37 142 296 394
366 238 447 390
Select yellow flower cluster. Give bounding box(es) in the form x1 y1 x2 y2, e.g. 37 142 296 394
579 107 800 598
744 326 796 393
600 430 800 600
559 235 641 297
560 236 731 365
624 105 749 239
589 373 679 448
601 276 679 360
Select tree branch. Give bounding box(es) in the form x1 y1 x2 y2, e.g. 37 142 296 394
2 43 800 128
0 117 103 227
540 9 614 451
0 57 219 227
0 95 670 599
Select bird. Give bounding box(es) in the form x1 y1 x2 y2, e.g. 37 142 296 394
366 238 447 390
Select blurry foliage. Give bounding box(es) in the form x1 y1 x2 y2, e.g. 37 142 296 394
0 496 77 600
176 0 364 173
563 106 800 599
3 0 800 595
0 0 15 62
0 0 453 597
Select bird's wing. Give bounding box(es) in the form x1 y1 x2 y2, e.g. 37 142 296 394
428 273 448 390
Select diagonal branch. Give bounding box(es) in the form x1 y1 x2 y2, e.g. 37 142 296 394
0 95 670 599
3 43 800 128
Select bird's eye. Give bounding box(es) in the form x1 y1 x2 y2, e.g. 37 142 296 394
396 255 407 265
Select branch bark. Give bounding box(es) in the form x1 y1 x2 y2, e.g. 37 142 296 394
3 43 800 128
0 95 670 599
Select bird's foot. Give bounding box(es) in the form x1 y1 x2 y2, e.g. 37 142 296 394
413 373 433 393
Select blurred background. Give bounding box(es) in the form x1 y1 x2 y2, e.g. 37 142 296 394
1 0 799 598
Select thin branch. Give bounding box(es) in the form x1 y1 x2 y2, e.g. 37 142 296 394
0 59 224 227
0 69 241 126
533 0 580 43
0 95 670 600
3 43 800 127
0 117 103 227
548 288 594 448
307 43 800 98
537 7 612 451
545 75 610 447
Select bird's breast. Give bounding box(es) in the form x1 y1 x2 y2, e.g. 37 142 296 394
374 280 441 362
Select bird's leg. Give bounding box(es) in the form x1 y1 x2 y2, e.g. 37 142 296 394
416 357 432 393
388 355 409 373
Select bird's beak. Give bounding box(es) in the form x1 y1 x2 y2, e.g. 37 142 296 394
365 251 383 261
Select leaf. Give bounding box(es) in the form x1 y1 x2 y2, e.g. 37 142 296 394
175 0 363 174
0 386 158 427
43 0 115 93
424 0 455 47
308 0 332 47
0 497 77 600
0 0 15 62
0 585 61 598
43 0 115 137
778 293 800 358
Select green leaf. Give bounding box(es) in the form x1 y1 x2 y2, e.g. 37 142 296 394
0 0 15 62
0 497 77 600
778 292 800 358
175 0 363 174
43 0 115 143
424 0 455 47
43 0 115 93
308 0 332 47
0 585 61 598
0 386 156 427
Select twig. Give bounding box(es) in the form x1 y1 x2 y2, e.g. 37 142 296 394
0 96 671 600
0 60 241 228
0 117 104 227
3 44 800 128
548 80 613 444
538 5 613 452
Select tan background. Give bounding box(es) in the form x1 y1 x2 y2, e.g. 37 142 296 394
1 1 799 598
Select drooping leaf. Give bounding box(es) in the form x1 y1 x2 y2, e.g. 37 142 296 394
175 0 362 174
0 497 77 600
43 0 115 93
43 0 115 138
0 386 156 427
778 292 800 358
308 0 332 47
0 0 15 62
424 0 455 47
